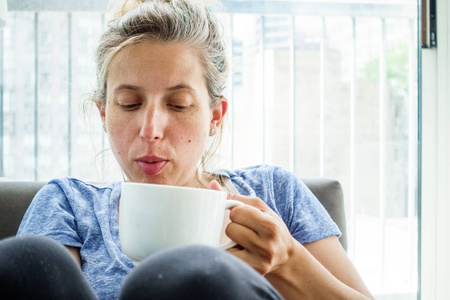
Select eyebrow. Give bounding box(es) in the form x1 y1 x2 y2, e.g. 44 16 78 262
166 84 195 92
114 84 143 93
113 83 195 93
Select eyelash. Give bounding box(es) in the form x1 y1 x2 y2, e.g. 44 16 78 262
119 103 189 111
120 104 141 110
168 104 189 110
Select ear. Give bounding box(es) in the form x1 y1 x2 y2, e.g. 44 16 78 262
97 103 106 126
211 96 228 128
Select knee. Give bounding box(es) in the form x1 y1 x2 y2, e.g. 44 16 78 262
1 235 55 263
120 245 238 299
134 244 235 280
0 235 75 270
120 245 273 300
0 236 74 279
1 235 62 251
0 236 90 299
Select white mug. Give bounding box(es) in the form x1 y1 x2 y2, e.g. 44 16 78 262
119 182 243 263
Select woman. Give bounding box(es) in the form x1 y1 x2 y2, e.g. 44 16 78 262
4 0 373 299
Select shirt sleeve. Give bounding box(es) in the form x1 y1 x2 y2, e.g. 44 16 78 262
271 166 341 244
16 179 82 247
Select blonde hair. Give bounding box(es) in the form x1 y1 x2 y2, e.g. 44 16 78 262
89 0 228 174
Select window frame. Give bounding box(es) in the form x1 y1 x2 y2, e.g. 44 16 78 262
421 0 450 298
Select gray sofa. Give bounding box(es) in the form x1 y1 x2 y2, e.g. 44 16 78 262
0 178 347 251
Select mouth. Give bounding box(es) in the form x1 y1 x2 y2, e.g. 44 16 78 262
136 156 168 176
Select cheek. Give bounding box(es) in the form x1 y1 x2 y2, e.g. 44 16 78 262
108 118 134 154
176 121 208 152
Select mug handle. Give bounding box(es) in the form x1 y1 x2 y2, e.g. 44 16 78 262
218 199 245 250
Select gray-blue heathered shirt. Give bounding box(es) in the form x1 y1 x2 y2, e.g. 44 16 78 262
17 165 341 300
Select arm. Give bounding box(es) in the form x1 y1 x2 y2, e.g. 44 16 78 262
17 180 84 267
265 236 373 299
66 246 82 267
302 236 372 298
214 186 373 300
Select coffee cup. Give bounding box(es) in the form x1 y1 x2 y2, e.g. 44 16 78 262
119 182 243 263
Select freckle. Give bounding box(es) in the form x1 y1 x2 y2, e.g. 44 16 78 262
188 140 191 143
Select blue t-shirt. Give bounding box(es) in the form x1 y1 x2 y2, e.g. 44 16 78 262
17 165 340 300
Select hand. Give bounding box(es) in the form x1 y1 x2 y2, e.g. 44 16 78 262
210 180 297 276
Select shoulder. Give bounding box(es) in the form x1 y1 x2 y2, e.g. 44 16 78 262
45 177 118 191
40 177 119 196
219 164 317 212
34 177 121 209
219 165 307 205
220 164 300 192
221 164 293 184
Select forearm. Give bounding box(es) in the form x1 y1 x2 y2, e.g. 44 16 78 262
66 246 82 267
264 242 373 300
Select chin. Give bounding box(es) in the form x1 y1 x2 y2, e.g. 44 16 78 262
133 175 173 186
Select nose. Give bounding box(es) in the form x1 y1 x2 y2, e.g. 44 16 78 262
139 105 165 141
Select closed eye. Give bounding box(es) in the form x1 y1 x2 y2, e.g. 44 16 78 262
168 104 189 110
120 103 141 110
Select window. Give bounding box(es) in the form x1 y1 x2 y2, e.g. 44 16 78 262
0 0 419 298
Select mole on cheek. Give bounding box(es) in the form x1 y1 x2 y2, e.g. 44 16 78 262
188 140 191 143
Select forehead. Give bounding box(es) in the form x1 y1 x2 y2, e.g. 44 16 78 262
106 41 207 91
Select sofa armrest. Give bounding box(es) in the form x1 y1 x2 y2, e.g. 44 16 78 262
0 181 46 240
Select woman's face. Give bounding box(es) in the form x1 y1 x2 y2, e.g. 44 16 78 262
98 41 227 187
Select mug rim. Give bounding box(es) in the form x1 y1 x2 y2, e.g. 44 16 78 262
121 181 227 196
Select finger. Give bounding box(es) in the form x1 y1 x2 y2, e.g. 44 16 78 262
229 204 279 240
225 221 261 251
229 203 275 229
209 180 223 191
226 221 275 260
226 193 269 211
225 191 238 201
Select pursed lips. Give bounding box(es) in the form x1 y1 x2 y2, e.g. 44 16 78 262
135 155 168 176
